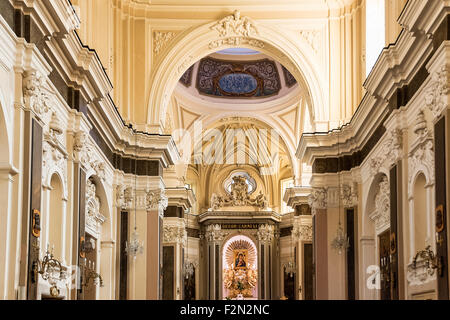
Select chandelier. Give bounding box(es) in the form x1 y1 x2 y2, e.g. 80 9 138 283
82 259 104 288
32 244 67 297
126 227 144 258
125 132 144 258
284 261 296 278
331 222 349 255
284 234 296 277
331 130 349 255
184 260 198 279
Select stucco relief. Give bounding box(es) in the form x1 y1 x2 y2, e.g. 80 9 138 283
256 224 275 243
153 31 177 55
146 188 168 213
22 71 51 117
369 129 403 176
308 187 327 213
163 225 187 245
86 179 106 237
425 65 449 120
211 10 258 38
292 224 312 242
369 176 390 234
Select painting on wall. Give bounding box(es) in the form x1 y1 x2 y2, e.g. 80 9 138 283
233 250 248 270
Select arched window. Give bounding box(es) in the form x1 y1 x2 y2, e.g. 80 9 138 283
48 174 63 257
413 173 427 251
366 0 386 76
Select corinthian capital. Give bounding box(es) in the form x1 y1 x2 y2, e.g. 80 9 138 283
146 188 168 213
308 188 327 211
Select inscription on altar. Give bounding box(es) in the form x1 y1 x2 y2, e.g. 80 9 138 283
221 223 259 229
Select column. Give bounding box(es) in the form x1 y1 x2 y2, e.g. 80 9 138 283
308 188 328 300
205 224 225 300
257 224 275 300
146 187 168 300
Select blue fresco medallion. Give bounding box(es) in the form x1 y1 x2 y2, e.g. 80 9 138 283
218 73 258 95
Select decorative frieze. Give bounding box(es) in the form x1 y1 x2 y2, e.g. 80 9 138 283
72 131 107 179
205 224 228 243
370 129 403 176
256 224 275 243
163 225 187 245
116 185 133 209
292 224 312 242
153 31 176 55
308 187 327 213
22 71 51 117
369 176 390 234
211 10 258 38
208 37 264 50
340 184 358 208
146 188 168 213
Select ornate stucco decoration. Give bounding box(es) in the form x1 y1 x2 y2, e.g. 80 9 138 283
72 131 107 178
408 139 434 185
116 185 133 209
425 65 449 120
86 179 106 237
48 112 64 144
292 224 312 242
340 184 358 208
369 176 390 234
370 129 403 176
211 10 258 38
299 30 320 54
42 140 68 190
308 187 327 214
146 188 168 213
153 31 176 55
22 71 51 117
163 225 187 245
256 224 275 243
210 176 268 210
205 224 228 243
209 10 263 50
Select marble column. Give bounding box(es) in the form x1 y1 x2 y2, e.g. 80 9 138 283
205 224 226 300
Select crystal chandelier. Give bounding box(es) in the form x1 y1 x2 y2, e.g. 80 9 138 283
284 261 296 278
331 222 349 255
125 133 144 258
284 234 296 277
331 130 349 255
184 260 196 279
126 227 144 258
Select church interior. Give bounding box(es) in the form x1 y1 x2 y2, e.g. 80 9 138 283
0 0 450 300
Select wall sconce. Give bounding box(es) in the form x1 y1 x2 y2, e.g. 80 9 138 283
32 244 67 297
409 245 443 277
82 259 104 288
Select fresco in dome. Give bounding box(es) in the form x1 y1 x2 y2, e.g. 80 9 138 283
218 73 258 94
196 57 281 98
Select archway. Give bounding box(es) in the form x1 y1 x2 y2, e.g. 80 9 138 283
222 235 258 299
146 10 326 133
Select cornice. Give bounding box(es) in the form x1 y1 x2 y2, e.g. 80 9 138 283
297 2 445 170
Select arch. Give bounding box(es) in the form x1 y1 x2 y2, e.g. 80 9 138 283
408 164 434 199
146 15 326 133
412 172 427 252
48 173 64 258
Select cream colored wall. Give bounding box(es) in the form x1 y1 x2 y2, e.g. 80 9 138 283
70 0 405 134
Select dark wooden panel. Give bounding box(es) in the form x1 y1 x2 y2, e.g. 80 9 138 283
283 269 295 299
280 227 292 237
379 230 391 300
346 208 356 300
389 165 399 300
215 244 219 300
164 206 183 218
184 268 196 300
119 211 129 300
162 246 174 300
435 116 449 299
77 169 86 300
303 243 313 300
260 245 264 300
26 119 43 300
